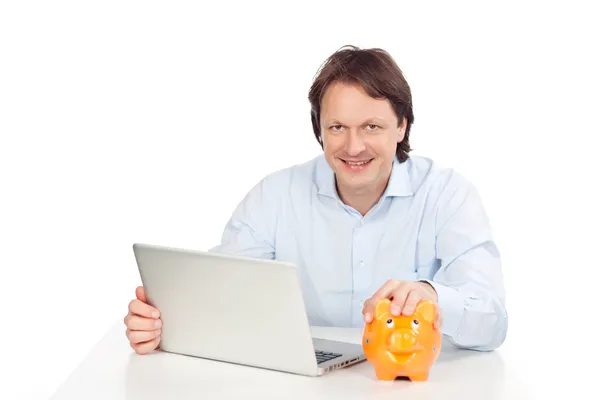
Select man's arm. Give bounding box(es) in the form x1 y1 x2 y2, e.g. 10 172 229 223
208 176 279 260
422 172 508 351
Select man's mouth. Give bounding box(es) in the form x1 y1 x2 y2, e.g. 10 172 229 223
341 158 373 166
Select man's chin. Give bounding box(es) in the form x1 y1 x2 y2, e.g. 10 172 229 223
337 173 374 189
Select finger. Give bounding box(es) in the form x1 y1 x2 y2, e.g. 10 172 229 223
401 289 422 316
363 280 401 322
362 306 373 323
125 314 162 331
370 280 401 303
390 283 412 316
136 286 147 303
131 337 161 355
434 312 442 330
362 302 375 323
127 328 162 345
129 298 160 319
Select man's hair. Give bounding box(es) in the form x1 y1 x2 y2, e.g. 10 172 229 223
308 45 414 163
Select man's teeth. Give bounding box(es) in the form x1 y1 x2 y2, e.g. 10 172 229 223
345 160 370 165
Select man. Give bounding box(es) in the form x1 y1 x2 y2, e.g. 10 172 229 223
124 45 508 355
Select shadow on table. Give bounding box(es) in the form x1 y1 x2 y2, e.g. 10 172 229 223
337 337 528 400
123 348 332 399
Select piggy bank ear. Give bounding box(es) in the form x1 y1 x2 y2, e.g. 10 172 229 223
374 298 391 319
416 300 437 324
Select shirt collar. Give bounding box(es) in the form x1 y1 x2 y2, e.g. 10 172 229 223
315 155 414 199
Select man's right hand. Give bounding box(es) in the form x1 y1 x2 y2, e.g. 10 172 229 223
124 286 162 354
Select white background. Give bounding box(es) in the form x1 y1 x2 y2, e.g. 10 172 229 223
1 1 598 399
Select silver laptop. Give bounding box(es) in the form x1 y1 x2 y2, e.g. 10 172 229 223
132 243 365 376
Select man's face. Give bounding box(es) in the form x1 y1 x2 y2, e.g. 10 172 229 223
320 81 406 194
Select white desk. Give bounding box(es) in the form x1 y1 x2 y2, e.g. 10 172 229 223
50 321 532 399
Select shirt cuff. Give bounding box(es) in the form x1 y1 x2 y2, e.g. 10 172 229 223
421 279 465 337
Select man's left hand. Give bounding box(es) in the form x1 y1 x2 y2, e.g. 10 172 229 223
362 280 441 330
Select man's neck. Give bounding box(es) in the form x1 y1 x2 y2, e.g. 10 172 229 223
336 178 389 216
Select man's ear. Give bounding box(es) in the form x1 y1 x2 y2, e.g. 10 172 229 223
416 300 437 324
396 117 407 143
375 299 391 319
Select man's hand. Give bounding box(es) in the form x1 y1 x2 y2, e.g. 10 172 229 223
362 280 442 330
124 286 162 354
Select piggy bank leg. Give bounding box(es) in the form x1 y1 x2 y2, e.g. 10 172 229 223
374 369 398 381
408 372 429 381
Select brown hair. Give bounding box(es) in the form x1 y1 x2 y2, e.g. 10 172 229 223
308 45 414 163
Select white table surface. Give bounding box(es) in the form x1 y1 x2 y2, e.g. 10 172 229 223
50 321 533 399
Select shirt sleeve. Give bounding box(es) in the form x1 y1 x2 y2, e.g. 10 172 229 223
207 176 279 260
422 172 508 351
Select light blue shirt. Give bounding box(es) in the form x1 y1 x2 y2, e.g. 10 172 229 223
209 154 508 351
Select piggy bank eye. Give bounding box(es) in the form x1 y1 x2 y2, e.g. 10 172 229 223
386 318 394 328
412 319 419 328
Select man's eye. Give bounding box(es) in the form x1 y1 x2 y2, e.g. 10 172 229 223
331 125 343 131
366 124 379 131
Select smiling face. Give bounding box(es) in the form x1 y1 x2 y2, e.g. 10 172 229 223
320 81 406 195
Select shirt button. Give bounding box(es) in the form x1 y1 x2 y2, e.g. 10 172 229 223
359 261 365 268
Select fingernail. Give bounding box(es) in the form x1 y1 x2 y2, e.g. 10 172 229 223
391 305 400 315
155 319 162 329
365 313 372 322
152 311 160 318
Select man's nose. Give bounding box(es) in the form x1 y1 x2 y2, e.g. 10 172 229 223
344 131 366 156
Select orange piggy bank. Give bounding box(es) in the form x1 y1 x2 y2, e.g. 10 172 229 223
362 299 441 381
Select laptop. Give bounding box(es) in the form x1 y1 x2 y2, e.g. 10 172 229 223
132 243 366 376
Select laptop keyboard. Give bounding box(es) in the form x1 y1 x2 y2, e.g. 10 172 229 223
315 350 342 364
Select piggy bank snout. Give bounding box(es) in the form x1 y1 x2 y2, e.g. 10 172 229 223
388 329 418 353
